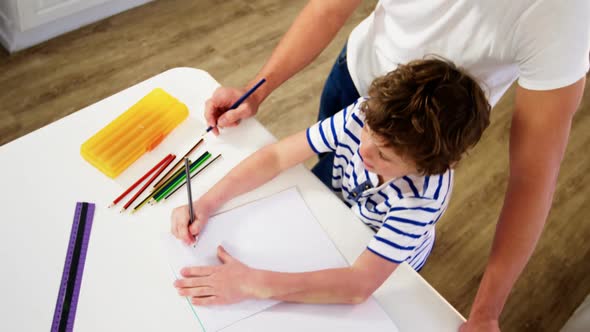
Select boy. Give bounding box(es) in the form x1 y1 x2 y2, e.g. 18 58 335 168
170 58 491 306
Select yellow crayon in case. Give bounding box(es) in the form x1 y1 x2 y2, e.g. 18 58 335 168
81 88 188 178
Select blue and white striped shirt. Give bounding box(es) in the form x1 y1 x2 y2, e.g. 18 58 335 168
306 98 453 270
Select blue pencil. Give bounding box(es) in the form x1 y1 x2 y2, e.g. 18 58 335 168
204 78 266 133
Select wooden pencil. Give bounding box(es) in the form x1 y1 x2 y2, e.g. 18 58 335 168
133 151 212 212
151 153 211 203
151 151 210 201
152 138 204 189
109 153 172 207
184 158 195 225
120 154 175 212
131 191 153 213
203 78 266 134
163 154 222 200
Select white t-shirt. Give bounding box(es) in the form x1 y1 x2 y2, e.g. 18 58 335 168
347 0 590 106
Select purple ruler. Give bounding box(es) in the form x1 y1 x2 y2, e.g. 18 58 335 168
51 202 95 332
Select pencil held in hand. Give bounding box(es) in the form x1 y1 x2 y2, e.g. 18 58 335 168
185 157 195 224
205 78 266 134
184 158 197 244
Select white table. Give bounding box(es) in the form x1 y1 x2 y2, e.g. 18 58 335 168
0 68 465 331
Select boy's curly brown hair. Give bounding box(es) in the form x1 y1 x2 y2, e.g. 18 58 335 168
362 57 491 175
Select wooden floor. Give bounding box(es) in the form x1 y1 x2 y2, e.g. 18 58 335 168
1 1 588 331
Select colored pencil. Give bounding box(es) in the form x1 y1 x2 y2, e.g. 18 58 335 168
131 191 154 213
132 152 212 213
184 158 195 226
120 154 175 212
151 151 210 200
108 153 172 207
204 78 266 133
152 138 204 189
150 153 211 204
152 153 211 203
164 154 222 200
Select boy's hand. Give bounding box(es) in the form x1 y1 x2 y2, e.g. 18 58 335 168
170 199 214 245
174 245 261 305
204 86 262 135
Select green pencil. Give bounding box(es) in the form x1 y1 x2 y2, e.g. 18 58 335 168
152 153 212 203
133 152 210 212
151 151 210 200
152 138 204 189
164 154 222 200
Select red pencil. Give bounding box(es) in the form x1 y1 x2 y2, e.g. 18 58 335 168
121 154 176 212
109 153 173 207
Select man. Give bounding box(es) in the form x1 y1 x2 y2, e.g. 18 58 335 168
203 1 590 330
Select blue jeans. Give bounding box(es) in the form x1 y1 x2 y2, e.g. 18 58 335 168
311 44 361 188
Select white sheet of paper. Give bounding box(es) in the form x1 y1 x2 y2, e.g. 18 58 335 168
162 187 398 332
223 301 399 332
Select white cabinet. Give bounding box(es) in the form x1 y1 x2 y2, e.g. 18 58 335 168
0 0 152 53
18 0 112 31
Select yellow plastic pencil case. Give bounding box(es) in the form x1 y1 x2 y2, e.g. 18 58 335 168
80 88 188 178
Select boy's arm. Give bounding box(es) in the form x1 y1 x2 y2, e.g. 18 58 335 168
174 130 318 244
175 110 343 243
202 130 316 213
260 249 398 303
176 247 398 305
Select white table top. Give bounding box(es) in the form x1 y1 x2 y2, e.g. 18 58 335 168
0 67 464 332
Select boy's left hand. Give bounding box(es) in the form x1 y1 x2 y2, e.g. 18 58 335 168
174 245 261 305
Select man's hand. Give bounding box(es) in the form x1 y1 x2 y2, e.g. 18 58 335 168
204 86 262 135
203 0 361 136
174 246 261 305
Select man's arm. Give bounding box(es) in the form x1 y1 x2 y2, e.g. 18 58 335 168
248 0 361 103
462 77 586 331
208 0 362 129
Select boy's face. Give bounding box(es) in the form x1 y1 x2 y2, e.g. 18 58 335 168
359 124 418 181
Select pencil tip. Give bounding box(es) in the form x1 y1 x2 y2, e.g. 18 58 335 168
108 203 114 208
120 208 125 213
